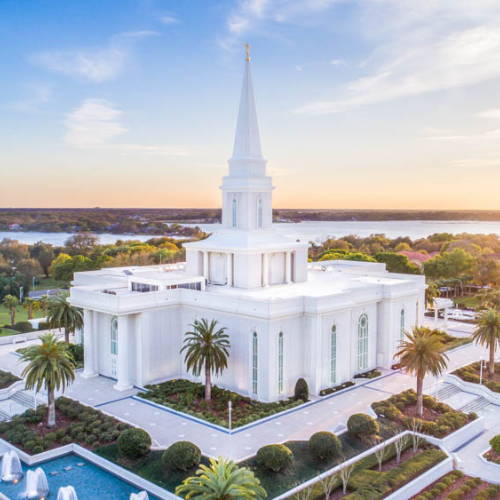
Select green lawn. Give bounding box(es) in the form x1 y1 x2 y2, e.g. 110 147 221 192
0 327 22 337
34 276 69 290
0 304 45 326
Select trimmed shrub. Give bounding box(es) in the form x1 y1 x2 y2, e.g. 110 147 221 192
347 413 379 439
294 378 309 401
12 321 33 333
256 444 293 472
489 434 500 454
162 441 201 471
117 428 151 459
309 431 341 461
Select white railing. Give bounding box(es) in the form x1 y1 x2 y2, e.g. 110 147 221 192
0 328 63 346
444 373 500 405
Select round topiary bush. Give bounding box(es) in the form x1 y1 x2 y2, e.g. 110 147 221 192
309 431 342 461
117 428 151 459
256 444 293 472
294 378 309 401
347 413 379 439
490 434 500 453
162 441 201 471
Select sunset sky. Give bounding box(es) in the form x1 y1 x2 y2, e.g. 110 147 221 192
1 0 500 210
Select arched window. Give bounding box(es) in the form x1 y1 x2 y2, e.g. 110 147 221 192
252 332 258 394
278 332 284 393
400 308 405 339
357 314 368 371
232 198 238 228
110 316 118 355
330 325 337 385
257 197 263 229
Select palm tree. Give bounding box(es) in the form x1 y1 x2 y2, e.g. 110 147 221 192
425 282 439 309
2 294 19 325
23 297 40 320
181 319 230 401
20 333 76 427
175 457 266 500
472 309 500 379
47 294 83 343
396 327 449 417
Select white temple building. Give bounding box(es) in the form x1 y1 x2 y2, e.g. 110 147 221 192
70 51 425 402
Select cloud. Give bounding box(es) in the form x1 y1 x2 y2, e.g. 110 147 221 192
65 98 188 155
10 83 52 112
159 14 179 25
476 108 500 119
295 1 500 114
32 31 157 82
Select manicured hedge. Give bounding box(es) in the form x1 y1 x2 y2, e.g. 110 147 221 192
0 369 20 390
256 444 293 472
372 389 476 437
453 361 500 393
0 396 130 454
354 369 382 379
162 441 201 471
319 381 355 396
139 379 305 428
117 428 151 459
294 378 309 401
308 431 341 461
490 435 500 453
347 413 379 440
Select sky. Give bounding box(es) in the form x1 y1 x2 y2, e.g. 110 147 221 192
1 0 500 210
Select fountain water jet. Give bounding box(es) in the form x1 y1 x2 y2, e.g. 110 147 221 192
57 485 78 500
130 492 149 500
1 450 23 482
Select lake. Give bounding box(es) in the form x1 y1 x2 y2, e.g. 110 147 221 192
1 220 499 246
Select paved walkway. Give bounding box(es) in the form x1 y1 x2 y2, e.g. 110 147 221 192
0 321 493 462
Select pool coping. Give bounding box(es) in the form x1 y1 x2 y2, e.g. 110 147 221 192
0 438 179 499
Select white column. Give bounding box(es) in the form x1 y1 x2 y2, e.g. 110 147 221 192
114 315 133 391
306 314 323 396
262 253 269 287
203 251 209 279
135 314 144 387
434 305 438 323
82 309 97 378
226 253 233 287
285 251 291 284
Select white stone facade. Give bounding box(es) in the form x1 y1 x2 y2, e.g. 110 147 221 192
69 54 425 402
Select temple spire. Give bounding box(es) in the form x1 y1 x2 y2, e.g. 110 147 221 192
231 44 263 161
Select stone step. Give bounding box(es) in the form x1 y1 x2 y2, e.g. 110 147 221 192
459 396 490 414
433 383 462 401
10 391 36 409
0 409 10 421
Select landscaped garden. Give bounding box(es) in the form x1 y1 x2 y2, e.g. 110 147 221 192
411 470 500 500
372 389 476 438
0 369 20 389
453 361 500 393
138 378 306 428
483 434 500 465
0 397 131 454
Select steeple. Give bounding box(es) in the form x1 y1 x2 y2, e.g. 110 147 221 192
231 44 263 161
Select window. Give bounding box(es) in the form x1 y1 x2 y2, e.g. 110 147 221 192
110 317 118 355
131 282 159 292
415 301 419 326
330 325 337 385
278 332 284 394
232 198 238 228
400 308 405 339
252 332 258 394
257 197 263 229
357 314 368 371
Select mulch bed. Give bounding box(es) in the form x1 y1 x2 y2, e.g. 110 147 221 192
411 473 494 499
484 449 500 465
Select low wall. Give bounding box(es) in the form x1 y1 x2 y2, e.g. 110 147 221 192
0 380 24 401
478 449 500 484
0 328 63 346
422 416 485 452
445 373 500 405
385 456 454 500
0 438 178 499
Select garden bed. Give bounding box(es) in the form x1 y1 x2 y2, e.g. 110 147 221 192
411 470 500 499
0 369 20 389
138 379 305 428
372 389 476 438
483 449 500 465
320 381 355 397
0 396 130 454
436 331 473 351
354 369 382 379
453 362 500 393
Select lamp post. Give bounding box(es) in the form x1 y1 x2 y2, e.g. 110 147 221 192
228 400 232 430
32 276 36 292
479 356 483 385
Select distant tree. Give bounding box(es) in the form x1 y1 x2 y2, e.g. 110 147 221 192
473 257 500 286
16 258 43 278
47 294 83 343
395 242 412 252
474 288 500 311
2 294 19 325
396 327 448 417
181 319 230 401
30 242 55 277
472 309 500 379
374 252 420 274
423 248 476 280
0 238 29 264
23 297 40 320
425 282 439 309
64 232 99 256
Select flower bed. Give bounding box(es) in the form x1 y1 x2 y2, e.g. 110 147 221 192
453 361 500 393
138 379 305 428
320 381 355 396
0 369 20 389
0 396 131 454
411 470 500 500
354 369 382 379
372 389 476 438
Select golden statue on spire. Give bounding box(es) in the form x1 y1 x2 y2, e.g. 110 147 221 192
245 43 251 62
